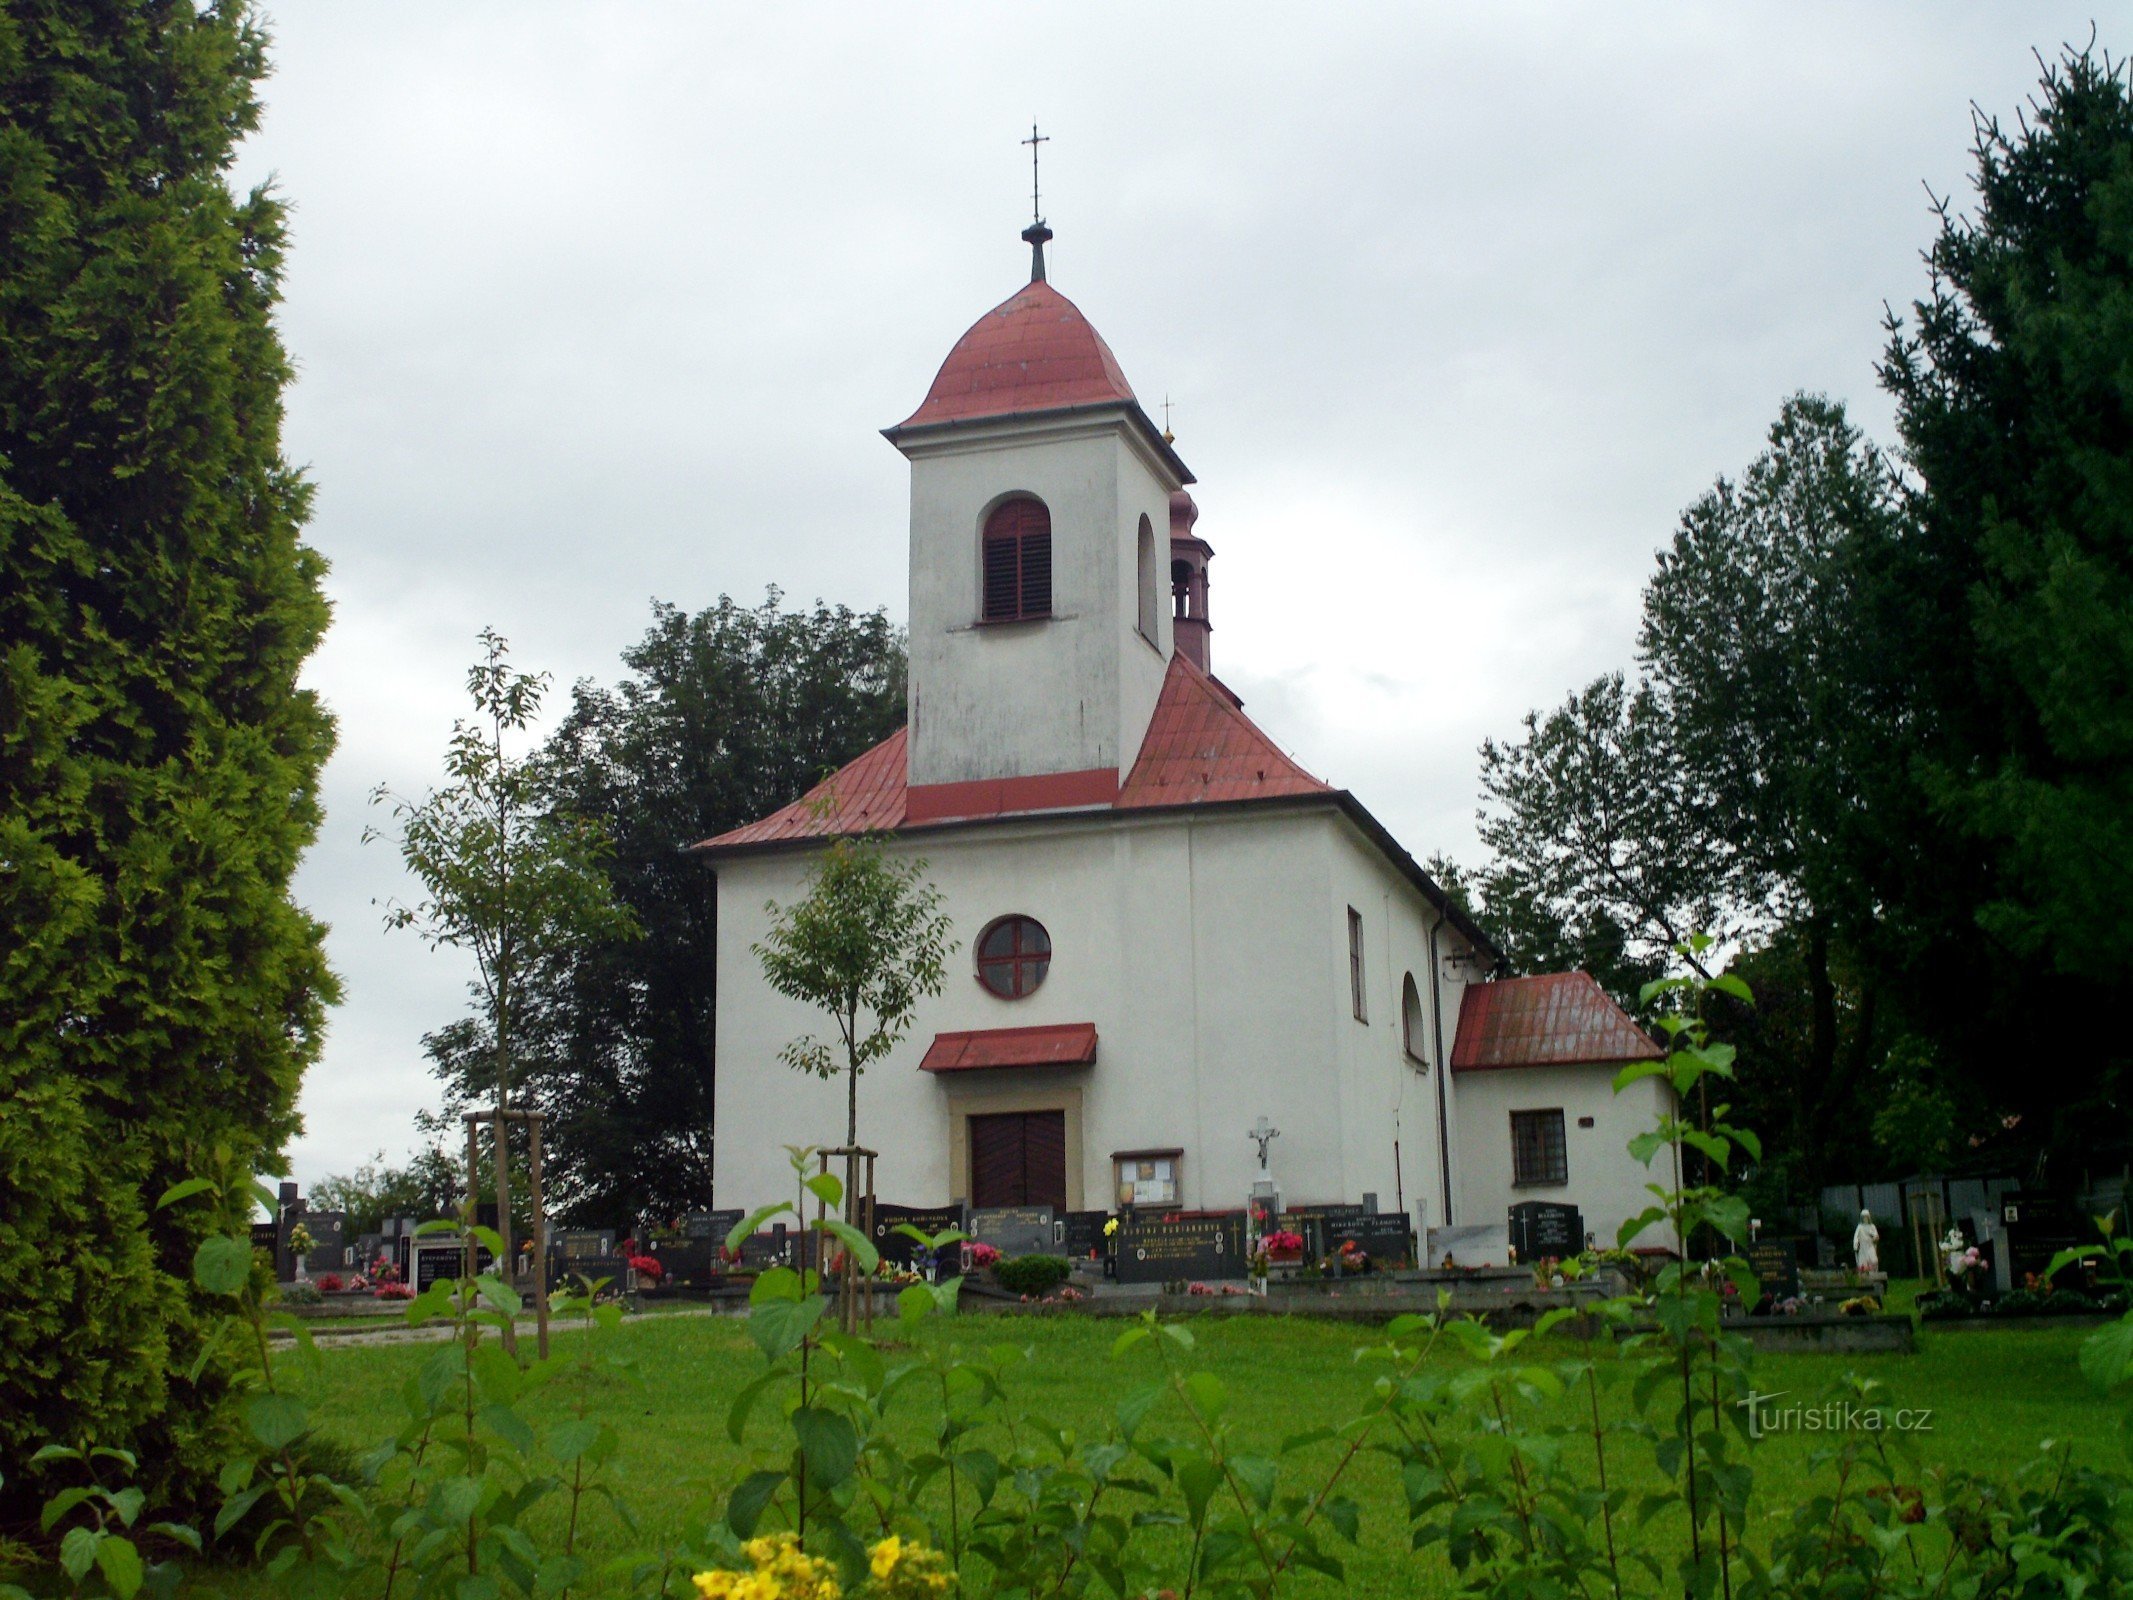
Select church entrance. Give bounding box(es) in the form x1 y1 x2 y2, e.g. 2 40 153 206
968 1110 1067 1210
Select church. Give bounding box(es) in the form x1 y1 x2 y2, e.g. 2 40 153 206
694 216 1672 1258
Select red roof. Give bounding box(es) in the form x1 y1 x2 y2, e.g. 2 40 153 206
1450 973 1662 1073
895 280 1136 430
920 1022 1098 1073
692 655 1328 852
1118 655 1332 807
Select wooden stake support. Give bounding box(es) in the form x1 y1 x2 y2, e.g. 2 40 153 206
462 1107 551 1360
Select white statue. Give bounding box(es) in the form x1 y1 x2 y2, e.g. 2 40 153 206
1852 1209 1880 1274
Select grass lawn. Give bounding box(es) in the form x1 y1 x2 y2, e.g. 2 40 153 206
198 1304 2121 1597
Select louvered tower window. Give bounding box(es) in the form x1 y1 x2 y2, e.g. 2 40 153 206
982 496 1052 622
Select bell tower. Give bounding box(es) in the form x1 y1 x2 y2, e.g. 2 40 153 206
883 221 1192 824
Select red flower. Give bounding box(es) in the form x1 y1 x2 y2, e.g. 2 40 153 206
628 1254 663 1279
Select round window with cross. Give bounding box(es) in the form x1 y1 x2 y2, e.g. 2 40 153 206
976 914 1051 999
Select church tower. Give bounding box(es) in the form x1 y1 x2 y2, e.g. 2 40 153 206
883 220 1193 822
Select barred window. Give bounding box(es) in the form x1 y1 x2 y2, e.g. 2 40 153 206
1510 1109 1568 1187
982 496 1052 622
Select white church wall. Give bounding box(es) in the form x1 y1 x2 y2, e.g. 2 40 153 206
1451 1063 1679 1254
1320 821 1473 1233
710 803 1403 1220
1107 431 1174 784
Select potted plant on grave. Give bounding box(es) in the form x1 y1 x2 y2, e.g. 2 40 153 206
1336 1239 1370 1276
1261 1228 1306 1264
627 1253 665 1292
966 1241 1001 1277
285 1222 315 1281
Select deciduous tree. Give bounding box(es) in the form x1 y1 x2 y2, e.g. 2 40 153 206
367 630 638 1289
423 594 907 1223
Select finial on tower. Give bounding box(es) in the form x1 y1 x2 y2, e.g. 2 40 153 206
1021 122 1052 282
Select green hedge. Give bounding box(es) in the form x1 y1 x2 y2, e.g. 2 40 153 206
993 1255 1073 1296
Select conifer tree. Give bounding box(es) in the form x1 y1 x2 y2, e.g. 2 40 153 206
0 1 334 1513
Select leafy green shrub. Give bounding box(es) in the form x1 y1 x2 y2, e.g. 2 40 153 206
1915 1289 1971 1320
1996 1288 2043 1317
2042 1289 2100 1315
280 1283 322 1306
993 1254 1071 1296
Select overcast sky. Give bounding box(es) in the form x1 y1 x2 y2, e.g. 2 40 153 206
239 3 2101 1193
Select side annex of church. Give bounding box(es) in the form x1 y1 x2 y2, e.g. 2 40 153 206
694 220 1671 1253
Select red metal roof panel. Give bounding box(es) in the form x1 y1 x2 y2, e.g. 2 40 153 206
1450 973 1662 1072
919 1022 1099 1072
1116 654 1332 807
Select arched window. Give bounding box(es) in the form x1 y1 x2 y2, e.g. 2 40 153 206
976 915 1052 998
1402 973 1428 1067
1136 514 1159 643
1172 558 1194 620
982 497 1052 622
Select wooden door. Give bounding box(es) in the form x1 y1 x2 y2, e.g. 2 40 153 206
968 1111 1067 1210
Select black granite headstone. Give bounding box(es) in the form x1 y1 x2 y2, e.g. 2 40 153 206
968 1205 1055 1257
737 1227 794 1269
1324 1213 1416 1268
1114 1213 1248 1284
1507 1201 1584 1262
552 1255 629 1293
1276 1204 1364 1259
2002 1194 2086 1290
1744 1239 1803 1306
1061 1210 1113 1261
303 1210 349 1274
648 1238 719 1288
684 1209 746 1242
873 1204 965 1266
555 1229 618 1261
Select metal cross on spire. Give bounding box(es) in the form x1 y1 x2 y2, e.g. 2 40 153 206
1022 122 1049 222
1020 123 1055 284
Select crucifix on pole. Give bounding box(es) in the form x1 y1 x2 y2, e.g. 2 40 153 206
1248 1116 1281 1175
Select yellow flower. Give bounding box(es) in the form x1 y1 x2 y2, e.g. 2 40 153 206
869 1534 905 1580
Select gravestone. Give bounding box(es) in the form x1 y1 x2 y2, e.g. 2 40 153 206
968 1205 1056 1258
1060 1210 1112 1261
1276 1204 1364 1259
1324 1213 1415 1268
1744 1239 1803 1306
648 1239 719 1288
1426 1223 1511 1269
873 1204 965 1267
250 1220 278 1258
1507 1201 1584 1262
2001 1194 2085 1290
303 1210 348 1275
684 1209 746 1242
555 1228 618 1262
737 1227 793 1269
1114 1213 1247 1284
411 1237 473 1292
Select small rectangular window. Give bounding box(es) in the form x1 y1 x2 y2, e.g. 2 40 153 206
1510 1109 1568 1187
1347 907 1366 1022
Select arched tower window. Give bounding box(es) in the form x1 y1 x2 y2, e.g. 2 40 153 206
982 496 1052 622
1402 972 1429 1067
1171 559 1194 619
1136 514 1159 643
